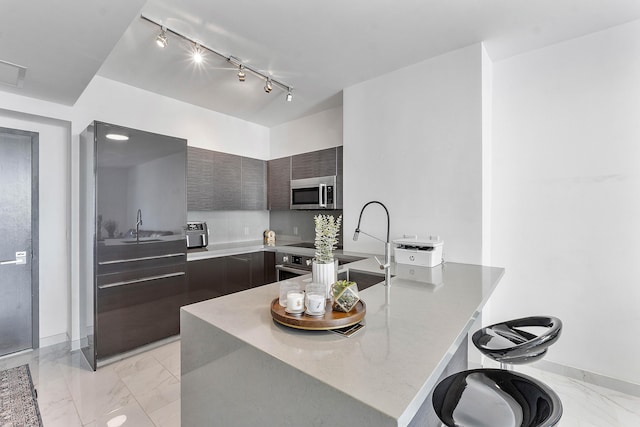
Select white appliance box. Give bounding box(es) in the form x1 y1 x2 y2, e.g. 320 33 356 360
393 237 444 268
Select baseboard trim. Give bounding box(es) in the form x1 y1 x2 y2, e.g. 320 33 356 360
473 357 640 397
96 335 180 368
39 332 68 348
534 359 640 398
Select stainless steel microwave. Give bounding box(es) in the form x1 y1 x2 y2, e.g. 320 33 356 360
290 175 340 210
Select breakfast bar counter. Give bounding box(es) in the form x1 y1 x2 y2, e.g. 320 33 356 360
180 260 504 426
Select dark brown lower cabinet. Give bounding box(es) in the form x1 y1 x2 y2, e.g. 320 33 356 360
186 255 227 303
186 251 276 305
96 267 186 359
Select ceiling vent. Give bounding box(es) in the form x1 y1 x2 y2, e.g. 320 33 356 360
0 59 27 88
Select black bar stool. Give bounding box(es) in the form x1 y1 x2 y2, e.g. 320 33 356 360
472 316 562 369
432 368 563 427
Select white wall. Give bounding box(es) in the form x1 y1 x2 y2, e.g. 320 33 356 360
73 76 270 159
270 106 343 158
0 110 71 346
490 20 640 385
343 44 485 263
0 75 271 346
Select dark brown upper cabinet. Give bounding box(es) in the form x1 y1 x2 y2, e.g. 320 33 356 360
267 156 291 211
187 147 267 211
291 147 338 179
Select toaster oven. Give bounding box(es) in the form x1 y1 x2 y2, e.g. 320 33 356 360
186 221 209 248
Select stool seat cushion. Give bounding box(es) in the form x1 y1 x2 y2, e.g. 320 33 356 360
432 368 563 427
472 316 562 365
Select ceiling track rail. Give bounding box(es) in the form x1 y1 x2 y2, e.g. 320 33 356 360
140 15 293 95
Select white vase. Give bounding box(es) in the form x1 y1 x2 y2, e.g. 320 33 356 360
312 259 338 300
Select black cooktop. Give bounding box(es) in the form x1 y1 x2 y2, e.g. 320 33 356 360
285 242 343 250
285 242 315 249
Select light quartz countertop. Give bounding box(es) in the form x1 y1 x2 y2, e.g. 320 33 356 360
181 258 504 425
186 238 369 261
187 239 267 261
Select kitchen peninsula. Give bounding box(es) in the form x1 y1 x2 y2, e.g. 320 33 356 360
180 259 504 426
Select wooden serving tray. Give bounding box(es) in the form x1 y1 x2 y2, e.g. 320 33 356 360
270 298 366 331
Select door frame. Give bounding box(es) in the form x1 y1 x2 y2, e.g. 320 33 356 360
1 127 39 350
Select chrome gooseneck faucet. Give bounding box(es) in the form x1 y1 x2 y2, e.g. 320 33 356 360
353 201 391 303
136 209 143 242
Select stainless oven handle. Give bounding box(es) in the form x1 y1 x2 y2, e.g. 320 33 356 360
275 265 311 275
98 272 185 289
319 183 327 208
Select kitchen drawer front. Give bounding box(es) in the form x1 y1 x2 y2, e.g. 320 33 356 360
96 267 186 359
97 239 186 264
97 252 186 276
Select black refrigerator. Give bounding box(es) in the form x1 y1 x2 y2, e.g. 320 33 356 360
79 121 187 370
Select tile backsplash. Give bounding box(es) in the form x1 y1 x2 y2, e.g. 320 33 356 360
269 210 343 245
187 209 344 246
187 210 270 244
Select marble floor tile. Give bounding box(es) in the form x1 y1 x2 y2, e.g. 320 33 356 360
36 377 83 427
65 364 134 425
149 340 181 378
515 365 640 427
119 359 180 414
2 339 637 427
90 400 156 427
149 398 181 427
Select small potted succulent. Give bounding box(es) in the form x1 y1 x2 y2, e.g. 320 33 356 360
312 214 342 299
332 280 360 312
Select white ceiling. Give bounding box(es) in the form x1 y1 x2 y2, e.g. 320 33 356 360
3 1 640 127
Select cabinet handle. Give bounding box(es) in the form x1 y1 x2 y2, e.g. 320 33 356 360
98 272 185 289
98 253 185 266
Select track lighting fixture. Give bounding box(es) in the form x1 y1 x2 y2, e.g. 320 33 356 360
141 15 293 102
192 44 203 63
156 27 168 48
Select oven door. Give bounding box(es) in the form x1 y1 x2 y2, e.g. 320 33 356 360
276 265 311 281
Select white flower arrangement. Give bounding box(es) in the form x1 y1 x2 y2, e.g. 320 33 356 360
314 214 342 263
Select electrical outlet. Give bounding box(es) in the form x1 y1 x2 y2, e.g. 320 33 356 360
244 226 249 236
293 226 298 235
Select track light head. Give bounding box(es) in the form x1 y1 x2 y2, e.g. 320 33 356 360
192 44 203 63
156 27 168 48
140 16 294 101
